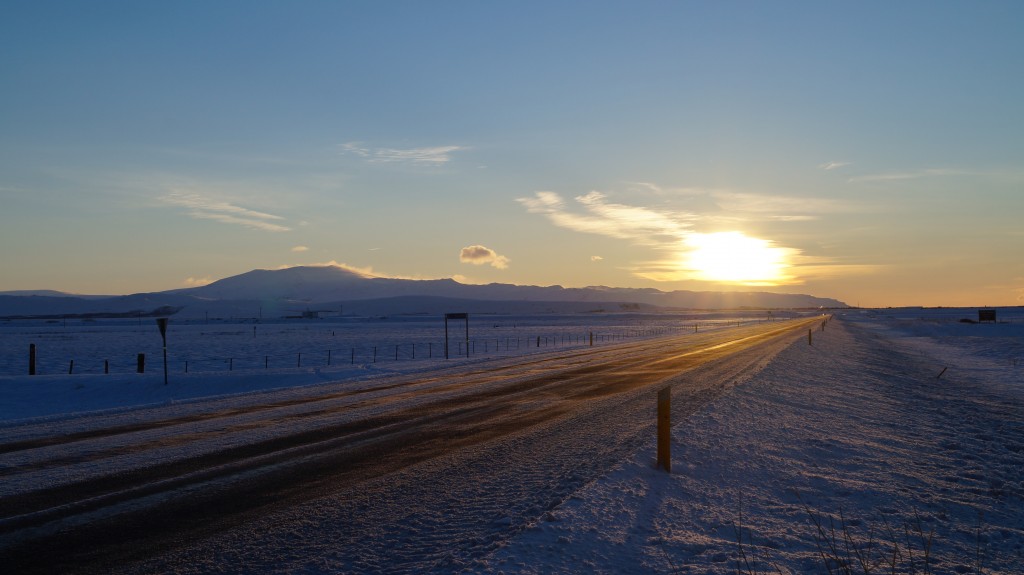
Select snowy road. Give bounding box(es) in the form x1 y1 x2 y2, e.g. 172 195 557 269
0 317 821 574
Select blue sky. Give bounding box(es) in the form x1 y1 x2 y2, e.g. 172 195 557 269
2 1 1022 307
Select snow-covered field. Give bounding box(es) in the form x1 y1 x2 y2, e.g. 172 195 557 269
0 311 772 421
2 307 1022 574
482 308 1024 574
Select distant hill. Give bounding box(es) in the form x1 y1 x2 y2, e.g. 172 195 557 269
0 265 847 319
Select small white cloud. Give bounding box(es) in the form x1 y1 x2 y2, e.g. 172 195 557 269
291 245 309 252
591 255 604 262
819 161 851 171
340 142 467 165
184 276 213 287
459 245 510 269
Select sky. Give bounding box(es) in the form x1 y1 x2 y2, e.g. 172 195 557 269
1 1 1022 308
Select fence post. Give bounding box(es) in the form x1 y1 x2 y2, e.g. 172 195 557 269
428 342 432 358
137 353 145 374
351 348 355 365
265 356 268 369
657 387 671 473
395 345 399 361
229 358 233 371
68 360 74 375
297 353 302 368
373 346 377 363
328 349 332 365
808 329 812 346
105 359 109 374
29 343 36 375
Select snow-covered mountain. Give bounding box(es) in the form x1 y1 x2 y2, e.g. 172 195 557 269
0 265 847 319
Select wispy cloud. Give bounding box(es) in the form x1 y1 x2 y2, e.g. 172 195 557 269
291 245 309 252
591 255 604 262
459 245 510 269
160 191 291 232
518 191 694 245
340 142 467 165
710 191 855 221
848 168 975 183
819 161 851 171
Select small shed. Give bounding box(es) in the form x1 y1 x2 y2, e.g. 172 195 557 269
978 309 997 323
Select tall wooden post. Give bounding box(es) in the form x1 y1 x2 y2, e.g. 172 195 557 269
444 313 469 359
29 343 36 375
156 318 169 385
657 387 671 473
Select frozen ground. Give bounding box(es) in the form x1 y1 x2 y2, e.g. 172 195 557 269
1 308 1022 574
480 309 1024 574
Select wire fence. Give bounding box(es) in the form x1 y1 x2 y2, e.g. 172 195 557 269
9 323 736 377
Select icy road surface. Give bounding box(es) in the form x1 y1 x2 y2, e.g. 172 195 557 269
0 317 821 574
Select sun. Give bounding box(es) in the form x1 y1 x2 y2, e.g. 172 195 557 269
684 231 795 285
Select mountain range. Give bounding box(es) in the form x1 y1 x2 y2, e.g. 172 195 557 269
0 265 847 319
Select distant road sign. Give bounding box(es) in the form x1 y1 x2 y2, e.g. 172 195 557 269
978 309 997 322
445 313 468 320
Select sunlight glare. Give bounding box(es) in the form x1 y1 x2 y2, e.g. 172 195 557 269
684 231 794 285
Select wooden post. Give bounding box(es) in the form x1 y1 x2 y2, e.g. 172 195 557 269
328 349 332 365
68 360 74 375
808 329 812 346
137 353 145 373
104 359 109 374
156 317 169 386
29 343 36 375
297 353 302 368
657 387 671 473
590 331 593 346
